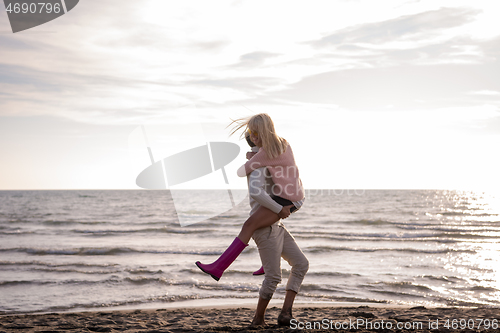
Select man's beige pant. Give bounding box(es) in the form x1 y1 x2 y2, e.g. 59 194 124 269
252 223 309 300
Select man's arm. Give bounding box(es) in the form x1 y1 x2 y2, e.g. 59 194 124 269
248 167 283 214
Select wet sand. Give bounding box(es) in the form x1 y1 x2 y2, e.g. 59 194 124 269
1 305 499 332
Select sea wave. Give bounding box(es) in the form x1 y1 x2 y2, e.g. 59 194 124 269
71 227 219 235
368 281 434 292
0 247 225 256
304 246 475 254
0 260 119 268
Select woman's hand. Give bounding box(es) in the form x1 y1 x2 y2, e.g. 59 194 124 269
246 152 256 160
278 205 294 219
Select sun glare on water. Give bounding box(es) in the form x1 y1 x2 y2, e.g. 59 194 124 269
438 189 500 305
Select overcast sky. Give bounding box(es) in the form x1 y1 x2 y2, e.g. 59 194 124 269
0 0 499 191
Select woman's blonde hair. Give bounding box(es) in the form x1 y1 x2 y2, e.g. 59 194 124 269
229 113 288 159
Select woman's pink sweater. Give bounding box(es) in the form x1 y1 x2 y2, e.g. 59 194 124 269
244 145 304 202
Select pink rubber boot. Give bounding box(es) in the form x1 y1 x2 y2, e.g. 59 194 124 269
253 266 265 275
196 237 247 281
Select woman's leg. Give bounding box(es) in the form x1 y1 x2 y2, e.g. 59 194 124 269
237 206 280 244
196 207 281 281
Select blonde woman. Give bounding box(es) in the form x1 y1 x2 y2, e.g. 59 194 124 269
196 113 305 279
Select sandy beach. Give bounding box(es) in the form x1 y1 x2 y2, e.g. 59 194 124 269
2 305 500 332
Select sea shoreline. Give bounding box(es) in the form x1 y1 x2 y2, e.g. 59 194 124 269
0 300 400 316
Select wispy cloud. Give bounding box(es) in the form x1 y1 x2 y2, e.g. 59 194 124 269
242 8 500 112
260 60 500 111
310 7 480 47
229 51 281 68
189 76 281 91
468 90 500 96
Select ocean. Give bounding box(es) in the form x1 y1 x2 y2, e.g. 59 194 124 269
0 189 499 314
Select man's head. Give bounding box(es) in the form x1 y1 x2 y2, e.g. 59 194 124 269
245 133 256 148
